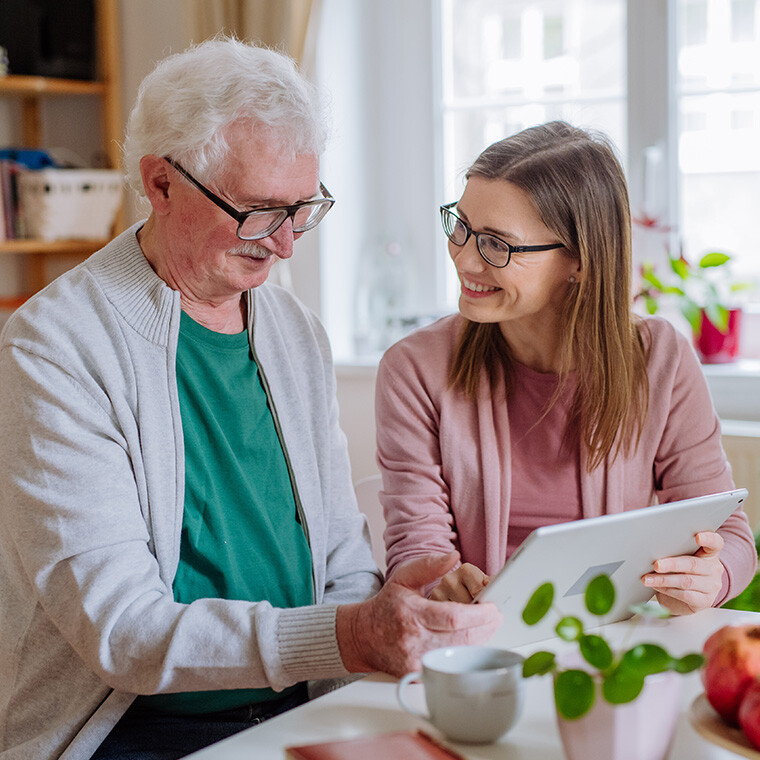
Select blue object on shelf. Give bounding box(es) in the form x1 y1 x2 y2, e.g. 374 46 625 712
0 149 58 170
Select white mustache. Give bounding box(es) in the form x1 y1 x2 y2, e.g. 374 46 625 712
231 242 271 259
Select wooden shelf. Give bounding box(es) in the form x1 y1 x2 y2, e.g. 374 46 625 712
0 75 105 97
0 239 107 255
0 0 122 297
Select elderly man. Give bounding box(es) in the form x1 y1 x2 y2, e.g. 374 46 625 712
0 39 500 760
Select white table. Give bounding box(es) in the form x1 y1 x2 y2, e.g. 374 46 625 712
187 607 760 759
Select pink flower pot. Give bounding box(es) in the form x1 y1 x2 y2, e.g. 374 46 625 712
555 671 681 760
694 308 742 364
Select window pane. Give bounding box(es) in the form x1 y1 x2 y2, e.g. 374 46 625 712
677 0 760 278
682 0 708 46
444 0 624 101
732 0 756 42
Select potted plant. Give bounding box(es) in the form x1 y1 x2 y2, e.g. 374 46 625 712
635 251 754 364
521 574 704 760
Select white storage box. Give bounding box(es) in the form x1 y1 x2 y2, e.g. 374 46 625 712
17 169 123 241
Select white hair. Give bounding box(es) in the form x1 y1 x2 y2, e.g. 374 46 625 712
122 37 328 196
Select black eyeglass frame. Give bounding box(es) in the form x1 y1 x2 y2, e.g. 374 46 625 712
165 157 335 241
440 202 562 268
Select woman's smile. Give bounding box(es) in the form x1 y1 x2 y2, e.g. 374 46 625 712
460 274 501 295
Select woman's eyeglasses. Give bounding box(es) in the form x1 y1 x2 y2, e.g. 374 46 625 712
440 203 562 268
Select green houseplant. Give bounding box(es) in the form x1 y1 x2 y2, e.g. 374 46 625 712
635 251 753 363
521 574 704 720
636 251 752 335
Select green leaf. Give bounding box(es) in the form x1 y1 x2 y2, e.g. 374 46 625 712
644 295 658 315
699 251 730 268
555 669 595 720
523 582 554 626
523 651 556 677
723 570 760 611
669 257 690 280
585 574 615 616
642 268 665 290
681 301 703 335
579 634 613 671
673 653 705 674
620 644 672 676
602 665 645 704
556 616 583 642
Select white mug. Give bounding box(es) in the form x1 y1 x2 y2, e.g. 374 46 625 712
396 645 525 744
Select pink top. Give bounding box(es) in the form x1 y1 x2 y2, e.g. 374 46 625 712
507 361 581 556
375 315 756 605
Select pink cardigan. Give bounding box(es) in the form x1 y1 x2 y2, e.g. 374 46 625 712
375 315 757 605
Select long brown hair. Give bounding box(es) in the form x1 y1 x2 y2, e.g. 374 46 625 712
449 121 649 471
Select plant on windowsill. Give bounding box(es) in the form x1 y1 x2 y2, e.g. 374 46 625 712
634 251 755 364
521 574 704 760
723 529 760 613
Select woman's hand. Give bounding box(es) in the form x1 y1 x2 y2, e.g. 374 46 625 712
641 531 725 615
430 562 491 603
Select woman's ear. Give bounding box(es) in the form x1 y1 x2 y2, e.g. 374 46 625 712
139 155 172 214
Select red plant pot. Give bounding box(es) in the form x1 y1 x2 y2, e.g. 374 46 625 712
694 309 742 364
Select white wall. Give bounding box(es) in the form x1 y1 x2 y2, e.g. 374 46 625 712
335 365 378 483
118 0 191 227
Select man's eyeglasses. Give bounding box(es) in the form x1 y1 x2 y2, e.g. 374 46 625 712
165 157 335 241
440 202 562 268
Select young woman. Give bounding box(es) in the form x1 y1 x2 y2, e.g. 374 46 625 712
376 121 756 615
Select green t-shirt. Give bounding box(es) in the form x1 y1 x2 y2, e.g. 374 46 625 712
139 311 313 714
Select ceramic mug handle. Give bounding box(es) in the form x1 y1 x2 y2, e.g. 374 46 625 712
396 671 429 720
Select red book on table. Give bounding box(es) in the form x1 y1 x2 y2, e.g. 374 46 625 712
286 730 466 760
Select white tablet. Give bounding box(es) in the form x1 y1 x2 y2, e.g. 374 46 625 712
474 488 748 647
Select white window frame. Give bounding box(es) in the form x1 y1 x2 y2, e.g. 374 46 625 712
626 0 680 259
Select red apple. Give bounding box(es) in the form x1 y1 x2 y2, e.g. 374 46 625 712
739 679 760 750
702 625 760 726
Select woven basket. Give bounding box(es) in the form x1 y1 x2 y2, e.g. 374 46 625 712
18 169 123 241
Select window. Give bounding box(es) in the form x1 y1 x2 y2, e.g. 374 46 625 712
677 0 760 279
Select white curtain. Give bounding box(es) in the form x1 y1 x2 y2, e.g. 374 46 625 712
188 0 322 67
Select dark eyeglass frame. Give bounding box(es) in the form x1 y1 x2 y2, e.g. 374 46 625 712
440 202 562 268
164 157 335 241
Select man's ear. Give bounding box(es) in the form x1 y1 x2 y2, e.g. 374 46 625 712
140 155 172 214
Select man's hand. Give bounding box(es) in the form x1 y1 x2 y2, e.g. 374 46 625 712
430 562 490 603
641 531 725 615
336 551 502 677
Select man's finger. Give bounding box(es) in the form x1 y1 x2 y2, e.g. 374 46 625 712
393 551 460 591
414 596 502 632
